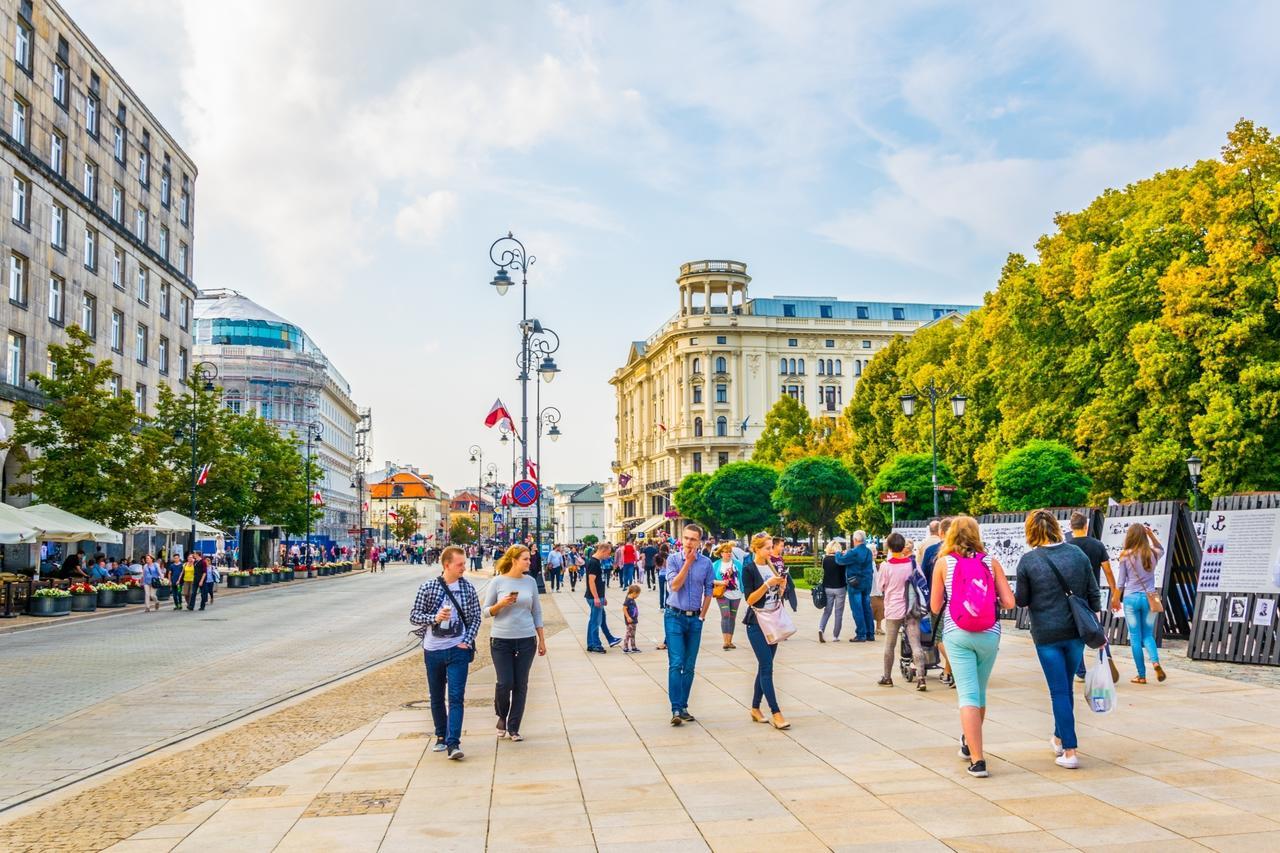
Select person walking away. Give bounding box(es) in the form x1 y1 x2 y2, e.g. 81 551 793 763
411 546 481 759
620 539 638 589
168 554 184 610
837 532 876 641
181 554 201 611
642 538 659 589
584 543 622 652
663 523 715 726
656 542 671 650
879 533 927 690
380 547 389 571
1066 511 1121 683
818 540 847 643
546 545 564 591
929 515 1015 778
142 554 162 612
742 533 796 729
922 518 955 686
712 542 744 650
622 584 642 653
915 519 941 563
202 554 218 606
483 546 546 742
1015 509 1101 770
569 547 582 592
1114 524 1166 685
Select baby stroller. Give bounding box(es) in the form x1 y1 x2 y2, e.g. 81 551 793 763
899 615 941 682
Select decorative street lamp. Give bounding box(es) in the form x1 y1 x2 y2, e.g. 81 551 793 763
487 232 535 487
899 379 968 516
536 406 563 550
469 445 484 545
303 421 323 568
187 361 217 556
1186 455 1203 510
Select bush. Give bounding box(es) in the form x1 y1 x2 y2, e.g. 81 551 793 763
803 566 824 588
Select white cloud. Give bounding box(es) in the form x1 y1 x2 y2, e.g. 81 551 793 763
394 192 459 245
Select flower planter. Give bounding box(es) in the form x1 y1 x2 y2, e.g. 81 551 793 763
282 570 294 582
250 574 262 586
156 585 172 601
125 587 145 604
70 593 97 612
30 596 71 616
228 575 245 588
96 589 125 608
270 572 280 583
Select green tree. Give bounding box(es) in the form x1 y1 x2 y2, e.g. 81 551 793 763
751 395 813 466
992 440 1092 511
391 504 420 541
581 534 599 547
672 473 715 530
1 326 157 529
860 453 965 533
702 462 780 536
772 457 863 565
450 516 477 544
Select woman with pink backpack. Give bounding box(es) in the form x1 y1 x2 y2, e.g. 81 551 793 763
929 515 1015 778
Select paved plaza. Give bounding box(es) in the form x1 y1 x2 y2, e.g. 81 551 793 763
17 582 1271 853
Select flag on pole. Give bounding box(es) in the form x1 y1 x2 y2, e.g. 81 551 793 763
501 493 512 506
528 459 538 480
311 490 324 506
196 463 211 486
388 510 400 522
740 416 750 434
484 398 513 430
657 422 667 432
469 502 479 512
618 473 633 488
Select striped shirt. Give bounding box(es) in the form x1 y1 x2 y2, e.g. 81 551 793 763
940 553 1001 637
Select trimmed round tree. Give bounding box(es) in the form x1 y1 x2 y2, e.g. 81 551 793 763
672 472 715 532
992 439 1091 511
772 456 863 567
702 462 780 536
865 453 965 531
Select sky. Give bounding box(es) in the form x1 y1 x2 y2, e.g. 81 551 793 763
64 0 1280 493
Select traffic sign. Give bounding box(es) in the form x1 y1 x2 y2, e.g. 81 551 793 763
510 505 536 519
511 479 539 507
879 491 907 504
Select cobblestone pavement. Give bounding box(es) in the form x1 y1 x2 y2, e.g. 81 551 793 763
0 562 462 809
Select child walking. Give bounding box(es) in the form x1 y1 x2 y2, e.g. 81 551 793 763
623 584 642 653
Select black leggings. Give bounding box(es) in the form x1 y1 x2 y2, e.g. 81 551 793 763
491 636 537 733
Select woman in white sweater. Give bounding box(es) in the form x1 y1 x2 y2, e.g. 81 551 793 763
483 545 546 741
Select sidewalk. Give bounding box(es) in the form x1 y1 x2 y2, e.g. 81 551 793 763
93 584 1280 852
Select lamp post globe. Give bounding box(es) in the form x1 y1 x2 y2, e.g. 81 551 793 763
899 394 916 417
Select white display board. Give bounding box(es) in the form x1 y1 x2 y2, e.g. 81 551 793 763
1197 508 1280 594
978 522 1031 578
1100 514 1173 588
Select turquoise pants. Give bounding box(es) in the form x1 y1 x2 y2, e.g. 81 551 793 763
944 628 1001 708
1123 592 1160 678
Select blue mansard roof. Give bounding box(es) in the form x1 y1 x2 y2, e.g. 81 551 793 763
748 297 978 321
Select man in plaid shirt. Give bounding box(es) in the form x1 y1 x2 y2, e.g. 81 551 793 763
410 545 482 759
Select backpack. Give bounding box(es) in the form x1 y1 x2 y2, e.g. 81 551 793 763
905 558 929 619
947 552 997 632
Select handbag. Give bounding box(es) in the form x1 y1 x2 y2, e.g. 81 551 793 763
754 564 797 643
1044 553 1107 649
810 586 827 609
1146 590 1164 614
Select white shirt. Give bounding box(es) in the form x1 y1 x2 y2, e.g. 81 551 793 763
423 580 466 651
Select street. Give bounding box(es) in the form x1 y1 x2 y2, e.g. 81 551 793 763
0 564 443 810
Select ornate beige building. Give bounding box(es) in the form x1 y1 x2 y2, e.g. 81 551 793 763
605 260 976 540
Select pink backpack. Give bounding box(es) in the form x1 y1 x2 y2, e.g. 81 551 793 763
948 552 997 632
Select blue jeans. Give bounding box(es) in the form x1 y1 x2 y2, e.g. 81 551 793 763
1034 638 1084 750
847 585 874 640
622 563 636 588
1123 592 1160 678
658 576 668 643
746 622 779 713
664 609 704 713
586 599 616 650
424 645 471 747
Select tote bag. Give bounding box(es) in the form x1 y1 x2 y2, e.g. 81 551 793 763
756 601 797 644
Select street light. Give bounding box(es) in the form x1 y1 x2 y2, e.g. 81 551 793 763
303 421 322 568
1186 454 1203 510
536 406 563 550
899 379 967 516
187 361 218 557
469 444 484 546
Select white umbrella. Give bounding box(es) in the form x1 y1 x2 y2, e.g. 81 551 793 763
0 502 39 544
18 504 123 544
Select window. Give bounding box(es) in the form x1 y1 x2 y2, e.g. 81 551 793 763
178 346 188 383
892 307 905 321
715 384 727 403
856 359 862 377
84 227 97 270
693 417 703 437
718 451 729 467
783 303 796 317
824 386 838 412
108 373 121 397
862 339 872 349
716 416 728 437
135 208 148 243
818 360 824 375
836 359 842 375
179 174 190 225
692 385 702 404
8 253 27 305
11 174 29 225
5 333 25 387
85 74 101 138
179 295 190 330
716 335 727 344
158 336 169 374
112 184 123 221
798 358 805 374
787 338 797 347
778 359 787 376
138 131 151 188
933 308 947 319
820 305 832 318
111 247 124 289
158 225 168 259
692 452 702 473
135 322 148 364
223 390 241 413
47 276 64 323
11 98 27 145
856 306 869 319
825 339 835 348
134 383 146 414
715 356 727 373
136 267 149 303
110 310 123 352
53 57 68 108
83 160 98 201
81 294 97 337
178 242 188 276
114 124 126 163
159 281 170 318
691 357 701 374
689 337 698 346
50 204 67 250
161 156 171 207
14 12 32 73
50 132 66 176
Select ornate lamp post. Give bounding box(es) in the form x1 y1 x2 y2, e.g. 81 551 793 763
303 421 323 568
537 405 562 548
187 361 217 555
1186 455 1203 510
898 380 967 517
468 445 484 545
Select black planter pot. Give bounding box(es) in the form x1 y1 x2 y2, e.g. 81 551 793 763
30 596 71 616
227 575 244 588
156 584 172 600
250 574 261 586
270 572 280 583
125 586 145 604
96 589 126 608
70 593 97 612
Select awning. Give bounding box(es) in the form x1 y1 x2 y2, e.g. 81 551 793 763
18 504 123 544
0 502 39 544
141 510 223 537
633 515 669 535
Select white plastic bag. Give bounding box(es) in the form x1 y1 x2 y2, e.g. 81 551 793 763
1084 648 1116 714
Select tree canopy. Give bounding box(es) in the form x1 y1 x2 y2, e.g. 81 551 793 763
702 462 780 536
992 440 1091 511
858 453 965 532
772 456 863 560
751 395 813 467
391 505 421 541
449 516 477 544
672 473 715 531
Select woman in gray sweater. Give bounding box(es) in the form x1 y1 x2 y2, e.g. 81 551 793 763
1015 509 1101 770
483 545 546 741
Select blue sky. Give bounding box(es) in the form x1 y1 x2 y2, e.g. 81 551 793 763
65 0 1280 491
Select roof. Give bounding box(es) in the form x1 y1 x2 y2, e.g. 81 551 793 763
748 297 978 322
370 471 437 500
194 290 296 326
569 483 604 503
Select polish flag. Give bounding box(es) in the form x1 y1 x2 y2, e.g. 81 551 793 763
196 463 211 486
501 493 511 506
311 490 324 506
527 459 538 480
484 398 513 430
388 510 401 522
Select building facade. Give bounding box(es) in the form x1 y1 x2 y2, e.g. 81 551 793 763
605 260 978 540
193 290 363 549
1 0 197 504
551 482 604 545
449 489 495 539
368 468 444 546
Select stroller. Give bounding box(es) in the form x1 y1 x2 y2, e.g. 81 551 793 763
899 614 942 682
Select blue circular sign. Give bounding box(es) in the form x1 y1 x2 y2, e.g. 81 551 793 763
511 479 539 507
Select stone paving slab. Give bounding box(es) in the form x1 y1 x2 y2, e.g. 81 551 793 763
78 582 1280 852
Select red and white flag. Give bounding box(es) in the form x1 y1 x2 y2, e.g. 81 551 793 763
501 493 511 507
527 459 538 480
196 463 211 486
484 398 513 430
469 502 479 512
311 490 325 506
388 510 400 522
657 422 667 432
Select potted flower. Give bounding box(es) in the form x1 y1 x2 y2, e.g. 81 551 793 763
68 582 97 612
227 570 249 588
30 587 72 616
248 568 263 586
156 580 172 601
122 576 146 604
96 581 129 608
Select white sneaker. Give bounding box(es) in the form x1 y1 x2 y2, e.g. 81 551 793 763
1055 754 1079 769
1050 736 1064 757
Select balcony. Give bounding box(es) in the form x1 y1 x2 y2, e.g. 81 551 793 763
680 260 747 276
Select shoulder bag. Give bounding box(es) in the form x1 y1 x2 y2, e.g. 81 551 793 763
753 564 797 644
811 585 827 609
1043 552 1107 649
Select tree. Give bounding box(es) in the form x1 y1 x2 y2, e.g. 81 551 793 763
450 517 477 544
1 326 157 530
672 473 715 531
702 462 780 536
860 453 965 533
581 534 599 547
391 504 420 541
992 440 1091 511
772 457 863 565
751 395 813 467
